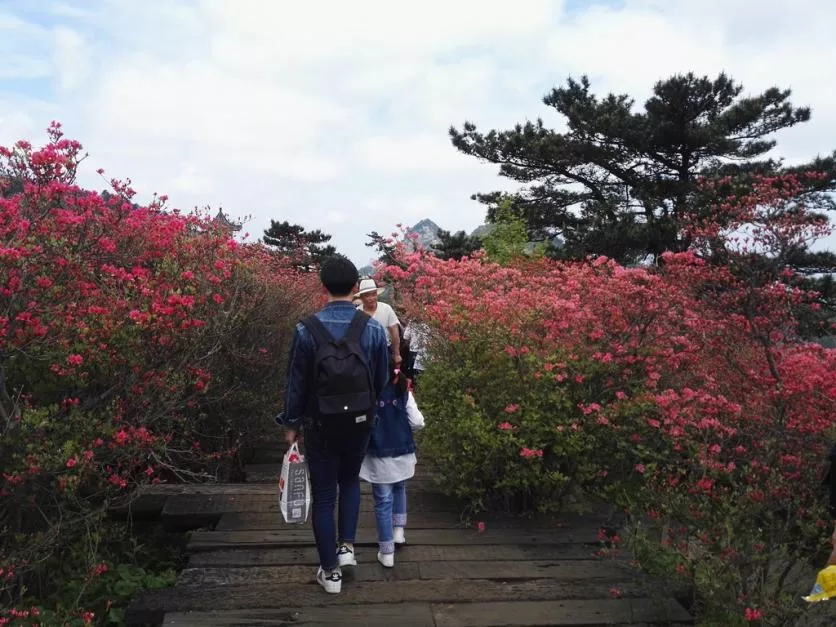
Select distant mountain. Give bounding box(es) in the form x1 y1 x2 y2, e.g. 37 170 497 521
359 219 563 274
470 223 493 239
406 218 441 251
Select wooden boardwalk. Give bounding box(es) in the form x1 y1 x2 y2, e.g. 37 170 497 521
125 449 692 626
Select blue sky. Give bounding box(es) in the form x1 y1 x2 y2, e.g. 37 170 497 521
2 0 836 264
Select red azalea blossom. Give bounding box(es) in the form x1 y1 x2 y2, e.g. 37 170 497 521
4 128 836 624
0 125 321 619
744 607 763 622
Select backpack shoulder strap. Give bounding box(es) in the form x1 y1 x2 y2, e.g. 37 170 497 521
300 315 333 347
345 310 370 344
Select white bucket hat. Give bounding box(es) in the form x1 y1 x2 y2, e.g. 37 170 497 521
353 278 384 298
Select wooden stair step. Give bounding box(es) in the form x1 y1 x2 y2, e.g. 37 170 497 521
213 510 616 532
162 603 434 626
244 462 440 484
161 598 691 626
177 559 635 587
126 578 682 625
187 543 617 568
186 527 602 551
214 510 467 531
431 598 692 626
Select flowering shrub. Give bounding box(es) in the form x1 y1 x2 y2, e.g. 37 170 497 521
383 174 836 625
0 125 317 622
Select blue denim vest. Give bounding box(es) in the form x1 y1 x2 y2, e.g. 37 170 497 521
366 382 416 458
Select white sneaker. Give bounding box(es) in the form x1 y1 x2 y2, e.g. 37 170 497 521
316 567 342 594
377 551 394 568
337 543 357 567
393 527 406 545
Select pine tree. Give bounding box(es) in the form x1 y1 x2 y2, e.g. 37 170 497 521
451 72 836 265
435 229 482 260
262 220 336 270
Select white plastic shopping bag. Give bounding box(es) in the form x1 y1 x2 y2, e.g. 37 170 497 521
278 442 311 524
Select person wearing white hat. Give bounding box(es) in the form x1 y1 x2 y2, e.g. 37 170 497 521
354 278 401 366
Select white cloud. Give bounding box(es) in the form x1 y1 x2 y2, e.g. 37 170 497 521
52 26 88 91
168 162 215 195
201 0 559 69
0 14 52 79
354 135 483 174
1 0 835 264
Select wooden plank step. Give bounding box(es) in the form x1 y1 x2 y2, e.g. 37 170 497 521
179 562 420 586
188 543 619 568
126 579 672 625
162 603 435 626
178 560 634 587
213 510 616 532
163 492 461 519
187 527 602 551
245 462 441 484
161 599 692 626
432 599 692 626
215 510 467 531
138 482 443 497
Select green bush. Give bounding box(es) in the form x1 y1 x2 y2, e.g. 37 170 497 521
417 337 648 516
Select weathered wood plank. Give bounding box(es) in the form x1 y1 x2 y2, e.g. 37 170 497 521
178 562 421 586
162 604 436 626
187 544 617 568
187 527 601 551
214 510 466 531
108 493 170 520
419 559 632 581
431 599 692 626
245 462 440 484
164 492 460 516
177 560 632 587
143 483 282 496
136 477 443 498
126 579 665 625
213 510 616 532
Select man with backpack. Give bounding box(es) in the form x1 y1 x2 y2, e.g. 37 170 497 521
277 256 389 594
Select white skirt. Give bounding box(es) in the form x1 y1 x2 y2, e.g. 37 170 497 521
359 453 417 484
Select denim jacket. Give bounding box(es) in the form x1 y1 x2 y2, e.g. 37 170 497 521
366 382 417 458
278 301 390 428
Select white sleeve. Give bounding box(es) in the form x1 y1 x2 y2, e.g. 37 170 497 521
403 324 412 341
387 304 400 328
406 391 424 431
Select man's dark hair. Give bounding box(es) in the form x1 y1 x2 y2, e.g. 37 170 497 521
319 255 359 297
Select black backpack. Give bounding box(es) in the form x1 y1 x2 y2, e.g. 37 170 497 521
301 311 376 421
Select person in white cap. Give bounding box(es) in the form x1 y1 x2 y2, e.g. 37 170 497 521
354 278 401 366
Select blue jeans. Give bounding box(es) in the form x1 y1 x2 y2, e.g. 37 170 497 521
303 422 371 570
372 481 407 554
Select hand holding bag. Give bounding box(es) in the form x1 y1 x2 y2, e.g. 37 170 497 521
278 442 311 524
